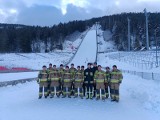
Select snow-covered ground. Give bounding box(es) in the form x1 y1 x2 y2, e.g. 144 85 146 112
0 27 160 120
0 53 72 70
0 73 159 120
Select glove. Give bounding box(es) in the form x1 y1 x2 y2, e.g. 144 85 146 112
37 79 40 84
104 80 108 84
81 81 84 85
94 79 96 83
119 80 122 84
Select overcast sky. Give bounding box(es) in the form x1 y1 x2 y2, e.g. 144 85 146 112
0 0 160 26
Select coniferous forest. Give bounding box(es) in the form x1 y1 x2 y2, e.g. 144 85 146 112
0 12 160 53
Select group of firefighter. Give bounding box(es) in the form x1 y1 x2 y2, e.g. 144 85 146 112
37 62 123 102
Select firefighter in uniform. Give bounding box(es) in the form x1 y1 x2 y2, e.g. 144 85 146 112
59 64 65 96
92 62 98 97
49 65 60 98
110 65 123 102
47 63 53 96
84 63 94 99
74 66 84 98
69 63 77 95
81 66 85 72
105 67 111 98
62 66 72 98
37 65 49 99
81 66 85 96
94 65 106 100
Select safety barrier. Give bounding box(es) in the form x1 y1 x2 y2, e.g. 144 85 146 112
0 78 37 87
0 66 8 71
122 70 160 81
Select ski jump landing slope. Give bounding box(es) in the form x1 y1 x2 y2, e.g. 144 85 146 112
69 29 97 66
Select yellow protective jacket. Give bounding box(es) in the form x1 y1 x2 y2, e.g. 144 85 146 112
62 70 72 83
94 70 106 83
69 68 77 80
74 70 84 82
106 71 111 83
110 69 123 83
38 70 48 82
59 68 65 82
47 67 53 73
49 69 60 81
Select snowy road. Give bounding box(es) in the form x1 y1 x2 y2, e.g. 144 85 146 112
69 29 97 67
0 73 159 120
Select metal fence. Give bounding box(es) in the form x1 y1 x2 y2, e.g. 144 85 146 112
122 70 160 81
108 51 160 69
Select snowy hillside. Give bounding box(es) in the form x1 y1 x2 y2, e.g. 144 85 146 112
0 27 160 120
0 53 72 70
98 29 116 52
0 30 89 71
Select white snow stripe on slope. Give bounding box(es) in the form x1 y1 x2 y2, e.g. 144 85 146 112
69 30 97 67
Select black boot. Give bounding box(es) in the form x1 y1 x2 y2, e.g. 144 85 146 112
86 94 89 99
57 94 60 98
50 95 54 98
102 97 106 101
80 94 83 99
62 95 66 98
111 99 116 102
38 96 42 99
74 95 78 98
96 96 100 100
90 93 93 100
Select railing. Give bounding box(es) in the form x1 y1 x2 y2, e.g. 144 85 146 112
122 70 160 81
0 78 37 87
0 69 38 73
108 51 160 69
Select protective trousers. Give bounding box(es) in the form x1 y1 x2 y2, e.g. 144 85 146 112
39 82 48 97
50 81 60 96
63 82 72 97
96 82 105 99
74 81 83 97
105 83 110 98
47 81 51 96
110 83 120 101
86 83 93 98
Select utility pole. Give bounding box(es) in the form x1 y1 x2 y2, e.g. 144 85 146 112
144 8 149 50
128 18 131 51
95 22 98 62
155 29 158 67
